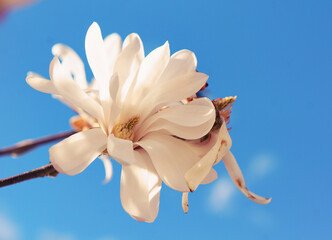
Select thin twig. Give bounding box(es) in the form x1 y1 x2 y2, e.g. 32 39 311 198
0 163 58 188
0 130 76 157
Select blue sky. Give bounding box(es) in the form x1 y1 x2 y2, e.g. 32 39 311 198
0 0 331 239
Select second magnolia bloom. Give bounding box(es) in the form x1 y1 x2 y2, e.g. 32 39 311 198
27 22 270 222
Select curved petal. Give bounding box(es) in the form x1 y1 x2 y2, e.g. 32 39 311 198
107 134 135 165
50 57 104 121
99 155 113 184
138 132 199 192
182 192 189 213
139 71 209 117
136 98 215 140
139 118 214 140
223 151 272 204
52 44 88 89
120 149 162 223
185 122 232 191
122 33 144 59
49 128 107 175
26 73 58 94
158 49 197 85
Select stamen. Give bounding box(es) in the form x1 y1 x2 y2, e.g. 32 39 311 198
111 116 140 141
212 96 237 130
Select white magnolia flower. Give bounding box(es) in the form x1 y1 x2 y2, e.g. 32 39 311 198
27 22 270 222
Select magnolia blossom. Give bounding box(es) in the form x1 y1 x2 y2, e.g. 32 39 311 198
27 22 270 222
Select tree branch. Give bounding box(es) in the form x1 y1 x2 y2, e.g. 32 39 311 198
0 163 58 188
0 130 76 157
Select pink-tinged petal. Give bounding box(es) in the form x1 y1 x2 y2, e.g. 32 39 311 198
222 151 272 204
49 128 107 175
26 73 58 94
200 168 218 184
182 192 189 213
52 44 88 89
185 122 232 191
50 57 104 121
107 134 135 165
120 149 162 223
136 98 215 140
138 132 199 192
99 155 113 184
104 33 122 73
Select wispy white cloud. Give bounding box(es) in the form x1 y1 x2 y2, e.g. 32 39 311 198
249 153 276 179
37 230 76 240
208 178 236 212
248 208 273 228
0 213 20 240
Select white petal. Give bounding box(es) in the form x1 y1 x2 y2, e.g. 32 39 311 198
133 41 170 97
52 44 88 89
109 73 119 103
107 134 135 165
120 149 162 223
138 49 204 110
99 155 113 184
85 22 112 125
114 33 143 104
185 121 232 191
122 33 144 60
49 56 72 81
26 73 58 94
104 33 122 73
136 98 215 140
50 57 104 121
222 151 272 204
85 22 110 90
158 49 197 85
49 128 107 175
108 73 121 130
138 132 199 192
140 118 214 140
140 71 209 116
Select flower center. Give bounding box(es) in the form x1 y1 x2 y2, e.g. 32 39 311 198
111 116 140 141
